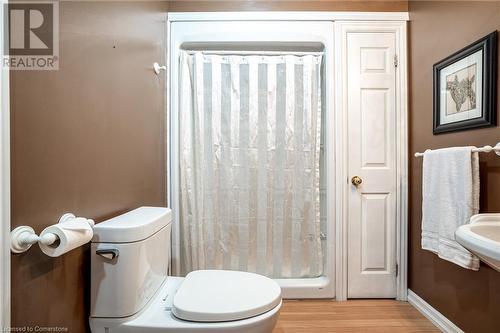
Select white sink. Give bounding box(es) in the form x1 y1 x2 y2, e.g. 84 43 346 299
455 214 500 272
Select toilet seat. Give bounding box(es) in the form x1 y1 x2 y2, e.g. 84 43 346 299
172 270 282 322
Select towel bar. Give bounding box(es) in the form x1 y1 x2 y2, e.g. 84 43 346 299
414 142 500 157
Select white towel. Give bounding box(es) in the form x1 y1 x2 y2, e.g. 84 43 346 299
421 146 480 270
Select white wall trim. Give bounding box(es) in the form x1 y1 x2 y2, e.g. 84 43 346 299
333 21 408 301
167 11 410 22
396 21 409 302
333 20 348 302
408 290 464 333
0 0 11 327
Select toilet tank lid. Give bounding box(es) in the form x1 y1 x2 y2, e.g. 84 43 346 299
92 207 172 243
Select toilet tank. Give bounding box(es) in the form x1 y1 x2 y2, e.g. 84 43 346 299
90 207 172 318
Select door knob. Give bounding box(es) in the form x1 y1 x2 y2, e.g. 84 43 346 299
351 176 363 187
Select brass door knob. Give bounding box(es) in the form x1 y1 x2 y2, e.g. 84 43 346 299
351 176 363 187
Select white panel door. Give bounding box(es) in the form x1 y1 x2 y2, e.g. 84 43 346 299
347 32 397 298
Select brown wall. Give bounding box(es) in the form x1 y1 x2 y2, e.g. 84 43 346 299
10 1 168 331
9 0 411 331
409 1 500 332
168 0 407 12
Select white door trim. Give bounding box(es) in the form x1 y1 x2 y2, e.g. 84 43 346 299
1 0 11 326
167 11 409 22
334 21 408 301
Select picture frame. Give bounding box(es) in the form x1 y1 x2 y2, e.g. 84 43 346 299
433 31 498 134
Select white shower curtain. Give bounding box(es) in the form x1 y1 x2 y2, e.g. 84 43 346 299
179 51 323 278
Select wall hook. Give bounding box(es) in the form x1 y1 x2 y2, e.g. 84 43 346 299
153 62 166 75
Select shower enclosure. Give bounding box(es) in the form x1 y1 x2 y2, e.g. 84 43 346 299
167 13 409 300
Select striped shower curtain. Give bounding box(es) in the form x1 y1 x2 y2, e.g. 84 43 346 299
179 51 323 278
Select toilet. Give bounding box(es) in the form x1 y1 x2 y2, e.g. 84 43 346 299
89 206 282 333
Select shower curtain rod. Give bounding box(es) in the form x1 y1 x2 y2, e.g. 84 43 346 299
183 50 324 56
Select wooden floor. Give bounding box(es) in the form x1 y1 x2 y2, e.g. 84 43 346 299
272 300 439 333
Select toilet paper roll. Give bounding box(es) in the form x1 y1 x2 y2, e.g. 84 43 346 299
38 218 93 257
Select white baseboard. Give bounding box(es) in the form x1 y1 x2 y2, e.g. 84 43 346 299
407 289 464 333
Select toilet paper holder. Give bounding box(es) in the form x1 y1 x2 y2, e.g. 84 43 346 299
10 213 95 254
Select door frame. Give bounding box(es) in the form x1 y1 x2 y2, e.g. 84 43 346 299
1 0 11 325
334 21 408 301
166 11 409 301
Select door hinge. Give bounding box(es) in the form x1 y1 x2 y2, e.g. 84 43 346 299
395 263 399 277
394 55 398 68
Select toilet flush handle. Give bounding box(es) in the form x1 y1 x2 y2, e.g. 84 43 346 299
96 248 119 260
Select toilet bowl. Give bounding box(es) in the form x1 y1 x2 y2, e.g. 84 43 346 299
89 207 282 333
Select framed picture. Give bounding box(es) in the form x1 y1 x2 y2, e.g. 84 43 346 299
433 31 498 134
